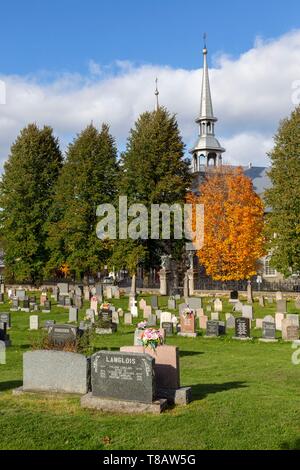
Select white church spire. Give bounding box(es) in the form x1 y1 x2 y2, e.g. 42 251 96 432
190 35 225 173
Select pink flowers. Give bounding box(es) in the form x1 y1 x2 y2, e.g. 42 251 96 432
140 328 163 351
137 321 148 330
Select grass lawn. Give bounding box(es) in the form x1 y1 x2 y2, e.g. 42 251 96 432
0 293 300 450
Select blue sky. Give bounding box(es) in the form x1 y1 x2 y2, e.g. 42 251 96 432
1 0 300 169
1 0 300 75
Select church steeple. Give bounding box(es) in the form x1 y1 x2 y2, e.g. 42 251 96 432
155 78 159 111
191 36 225 173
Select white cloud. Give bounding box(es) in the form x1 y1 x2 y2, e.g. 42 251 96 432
1 30 300 171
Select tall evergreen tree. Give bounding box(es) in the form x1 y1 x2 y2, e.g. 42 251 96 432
114 107 191 288
0 124 63 282
46 123 118 279
265 106 300 276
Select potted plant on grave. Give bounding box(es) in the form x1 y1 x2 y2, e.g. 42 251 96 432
140 328 164 352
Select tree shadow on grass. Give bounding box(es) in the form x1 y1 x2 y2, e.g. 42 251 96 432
0 380 22 392
179 351 204 357
280 439 300 450
192 381 248 401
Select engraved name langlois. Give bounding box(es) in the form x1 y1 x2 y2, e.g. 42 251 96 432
105 356 136 365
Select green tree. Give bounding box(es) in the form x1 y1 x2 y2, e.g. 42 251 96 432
265 106 300 276
0 124 63 282
46 123 118 280
114 107 191 291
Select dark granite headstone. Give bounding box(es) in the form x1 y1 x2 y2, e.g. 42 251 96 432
48 324 79 347
11 298 19 310
262 321 276 340
230 290 239 300
162 322 174 336
0 293 4 303
22 299 30 309
43 300 51 312
91 351 155 403
58 295 65 306
206 320 219 337
235 317 250 338
0 321 10 345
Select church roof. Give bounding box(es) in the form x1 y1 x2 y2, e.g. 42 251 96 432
243 166 271 196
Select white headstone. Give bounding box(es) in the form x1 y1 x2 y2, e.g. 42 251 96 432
214 298 223 312
29 315 39 331
275 313 284 331
160 311 172 327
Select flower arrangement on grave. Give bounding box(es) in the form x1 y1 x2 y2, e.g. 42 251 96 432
137 321 148 330
100 303 110 310
140 328 163 352
182 307 194 319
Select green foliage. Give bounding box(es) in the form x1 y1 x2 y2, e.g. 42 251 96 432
46 123 118 279
0 124 63 282
114 107 191 273
265 106 300 276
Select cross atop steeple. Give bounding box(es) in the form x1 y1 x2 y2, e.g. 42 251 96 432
155 78 159 111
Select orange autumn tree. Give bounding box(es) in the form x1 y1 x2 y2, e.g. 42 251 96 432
187 167 265 281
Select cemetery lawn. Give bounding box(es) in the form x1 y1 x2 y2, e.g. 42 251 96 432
1 294 300 450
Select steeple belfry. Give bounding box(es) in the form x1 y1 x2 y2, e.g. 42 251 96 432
155 78 159 111
190 36 225 173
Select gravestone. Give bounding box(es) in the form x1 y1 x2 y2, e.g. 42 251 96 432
230 290 239 301
255 319 263 329
234 317 251 340
168 298 176 310
124 313 133 325
160 311 172 327
199 315 208 329
147 314 157 327
282 319 299 341
242 305 253 320
90 296 98 314
118 308 124 318
258 296 265 307
112 311 119 325
42 300 51 313
0 293 4 303
275 291 283 301
74 295 83 309
85 309 95 323
23 350 90 394
205 321 219 337
0 283 4 294
29 315 39 331
48 324 78 347
84 286 90 301
178 303 188 315
120 345 180 391
196 308 204 318
178 313 197 337
58 295 65 306
233 301 243 313
277 299 287 314
69 307 79 323
64 296 72 307
151 296 158 309
143 306 152 319
139 299 147 310
162 322 173 336
57 283 69 295
0 313 11 329
134 329 144 346
91 351 155 403
211 312 219 321
186 297 202 310
295 296 300 310
106 286 113 299
275 313 284 331
214 298 223 312
226 314 235 329
131 305 138 318
261 321 277 342
40 293 47 307
286 314 300 327
16 289 26 301
10 298 19 311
